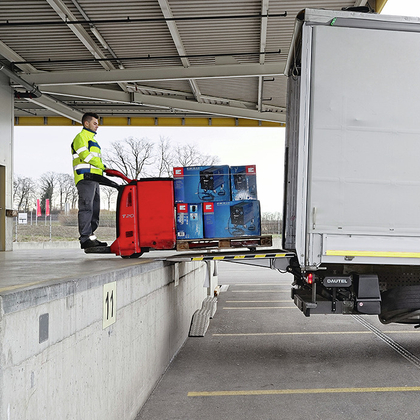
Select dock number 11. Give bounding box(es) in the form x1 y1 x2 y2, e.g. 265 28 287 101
103 282 117 329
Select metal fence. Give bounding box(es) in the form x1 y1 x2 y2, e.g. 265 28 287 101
13 212 116 243
13 211 281 242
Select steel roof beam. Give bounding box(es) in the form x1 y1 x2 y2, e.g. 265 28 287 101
258 0 270 112
46 0 128 91
0 41 38 73
158 0 203 102
25 93 83 122
23 62 285 86
41 85 285 123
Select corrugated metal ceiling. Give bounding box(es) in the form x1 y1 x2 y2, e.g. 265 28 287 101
0 0 370 124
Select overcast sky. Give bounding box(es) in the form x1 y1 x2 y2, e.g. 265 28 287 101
14 125 285 213
13 0 414 213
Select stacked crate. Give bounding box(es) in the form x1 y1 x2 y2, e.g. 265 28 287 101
174 165 261 240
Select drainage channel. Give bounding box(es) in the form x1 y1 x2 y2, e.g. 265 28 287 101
352 315 420 369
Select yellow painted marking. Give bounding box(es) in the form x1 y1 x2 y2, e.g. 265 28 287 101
223 306 295 310
326 250 420 258
226 300 290 303
188 386 420 397
213 331 420 337
231 284 289 286
187 253 288 261
234 290 289 293
214 331 372 337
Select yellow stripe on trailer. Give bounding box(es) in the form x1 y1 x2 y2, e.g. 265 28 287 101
326 250 420 258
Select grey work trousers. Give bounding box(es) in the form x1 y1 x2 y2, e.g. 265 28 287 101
77 179 100 244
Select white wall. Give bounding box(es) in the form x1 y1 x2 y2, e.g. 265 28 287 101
0 71 14 251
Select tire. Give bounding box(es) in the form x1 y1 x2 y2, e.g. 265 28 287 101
379 285 420 324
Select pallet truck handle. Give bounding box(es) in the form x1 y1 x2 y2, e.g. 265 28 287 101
83 172 121 189
104 169 132 184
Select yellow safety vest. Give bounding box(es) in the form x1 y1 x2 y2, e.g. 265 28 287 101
71 128 105 185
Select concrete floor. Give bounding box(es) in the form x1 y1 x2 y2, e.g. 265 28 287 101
0 248 172 294
136 263 420 420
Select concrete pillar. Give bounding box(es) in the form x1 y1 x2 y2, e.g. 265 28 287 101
0 72 14 251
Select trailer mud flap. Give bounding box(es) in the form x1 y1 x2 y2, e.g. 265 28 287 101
355 274 381 314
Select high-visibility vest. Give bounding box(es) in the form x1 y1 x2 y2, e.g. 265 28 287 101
71 128 105 185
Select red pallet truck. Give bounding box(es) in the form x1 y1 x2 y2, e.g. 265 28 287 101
84 169 176 258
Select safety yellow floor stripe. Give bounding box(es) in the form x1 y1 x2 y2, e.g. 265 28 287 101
230 284 290 286
223 306 295 310
226 300 291 303
233 290 289 293
212 331 420 337
188 386 420 397
213 331 371 336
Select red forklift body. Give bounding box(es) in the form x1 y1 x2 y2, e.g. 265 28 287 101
110 178 176 257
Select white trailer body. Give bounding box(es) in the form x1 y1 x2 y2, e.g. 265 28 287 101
284 8 420 324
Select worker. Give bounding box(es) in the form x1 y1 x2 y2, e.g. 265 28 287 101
71 112 108 249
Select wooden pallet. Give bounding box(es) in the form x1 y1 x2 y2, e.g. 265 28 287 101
176 235 272 251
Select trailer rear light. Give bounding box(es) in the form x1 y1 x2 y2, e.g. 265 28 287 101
306 273 314 284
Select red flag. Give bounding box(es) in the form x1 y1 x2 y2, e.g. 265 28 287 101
36 199 41 217
46 199 50 217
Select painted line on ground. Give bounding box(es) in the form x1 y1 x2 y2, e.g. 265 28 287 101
213 330 420 337
230 290 290 293
226 300 291 303
213 331 372 336
230 284 291 286
223 306 295 310
188 386 420 397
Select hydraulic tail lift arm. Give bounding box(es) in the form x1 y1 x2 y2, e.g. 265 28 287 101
165 249 295 271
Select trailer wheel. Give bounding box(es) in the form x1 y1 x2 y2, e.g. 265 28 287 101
379 285 420 324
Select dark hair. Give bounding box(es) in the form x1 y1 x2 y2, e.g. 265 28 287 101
82 112 99 125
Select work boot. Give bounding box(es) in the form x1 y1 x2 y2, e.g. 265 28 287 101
81 238 107 249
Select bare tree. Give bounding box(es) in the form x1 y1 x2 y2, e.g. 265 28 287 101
56 173 76 211
152 138 220 176
39 172 57 212
155 136 174 177
103 137 154 179
70 185 78 209
13 175 36 211
174 143 219 167
101 186 117 210
102 136 220 179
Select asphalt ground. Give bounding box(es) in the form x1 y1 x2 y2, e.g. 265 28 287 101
136 262 420 420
